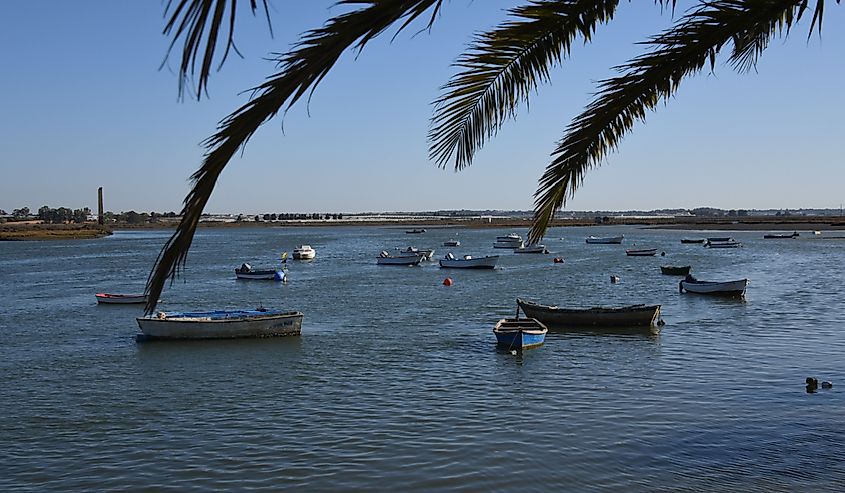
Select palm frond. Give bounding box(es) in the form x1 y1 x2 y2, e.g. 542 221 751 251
163 0 272 99
146 0 444 313
529 0 829 243
428 0 621 171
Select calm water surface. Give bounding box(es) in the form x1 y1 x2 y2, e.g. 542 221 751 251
1 226 843 492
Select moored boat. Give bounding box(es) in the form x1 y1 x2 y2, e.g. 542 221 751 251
396 246 435 260
707 237 734 243
660 265 691 276
439 253 498 269
377 251 423 265
516 298 662 329
292 245 316 259
235 263 285 281
136 309 303 341
679 275 747 297
405 228 426 234
443 239 461 247
705 239 742 248
514 243 548 254
96 293 148 304
493 317 547 349
763 232 799 239
626 248 657 256
681 238 705 244
493 233 524 249
586 235 624 244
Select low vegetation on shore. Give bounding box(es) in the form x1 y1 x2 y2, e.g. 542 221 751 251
0 223 112 241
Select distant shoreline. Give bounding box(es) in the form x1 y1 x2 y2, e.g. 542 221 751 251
2 216 843 240
0 223 112 241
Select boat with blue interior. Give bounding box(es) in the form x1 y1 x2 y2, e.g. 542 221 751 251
493 317 548 349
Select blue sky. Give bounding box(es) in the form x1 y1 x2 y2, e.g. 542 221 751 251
1 1 843 214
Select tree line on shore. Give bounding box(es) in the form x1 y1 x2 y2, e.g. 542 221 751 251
0 206 180 225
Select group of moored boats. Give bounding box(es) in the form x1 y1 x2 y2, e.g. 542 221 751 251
102 229 762 344
97 245 317 339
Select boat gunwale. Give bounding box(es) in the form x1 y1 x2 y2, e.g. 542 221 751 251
137 310 303 324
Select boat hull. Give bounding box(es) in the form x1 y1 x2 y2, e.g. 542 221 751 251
377 255 423 265
493 318 547 349
292 250 315 260
586 235 624 244
626 249 657 256
396 249 435 260
706 241 741 248
660 265 691 276
517 298 661 329
514 245 547 254
96 293 147 304
439 256 498 269
235 269 284 280
680 279 747 297
136 310 303 340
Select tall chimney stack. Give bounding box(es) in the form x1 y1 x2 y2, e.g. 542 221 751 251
97 187 104 225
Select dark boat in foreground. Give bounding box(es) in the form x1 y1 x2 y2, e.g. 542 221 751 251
516 298 661 330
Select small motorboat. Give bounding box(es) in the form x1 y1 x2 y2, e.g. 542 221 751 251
96 293 148 304
679 275 747 297
680 238 705 244
660 265 691 276
405 228 426 234
514 243 548 254
443 239 461 247
493 233 524 249
377 251 423 265
235 263 285 281
292 245 316 260
396 246 435 260
626 248 657 256
136 309 303 341
763 232 799 239
705 239 742 248
586 235 624 244
493 317 548 350
439 253 498 269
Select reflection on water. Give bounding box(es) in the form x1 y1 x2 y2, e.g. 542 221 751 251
1 226 844 492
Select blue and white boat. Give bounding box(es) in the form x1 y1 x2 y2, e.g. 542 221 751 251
136 309 303 340
439 253 498 269
493 317 548 349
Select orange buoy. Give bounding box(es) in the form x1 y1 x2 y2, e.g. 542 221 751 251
443 277 453 286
